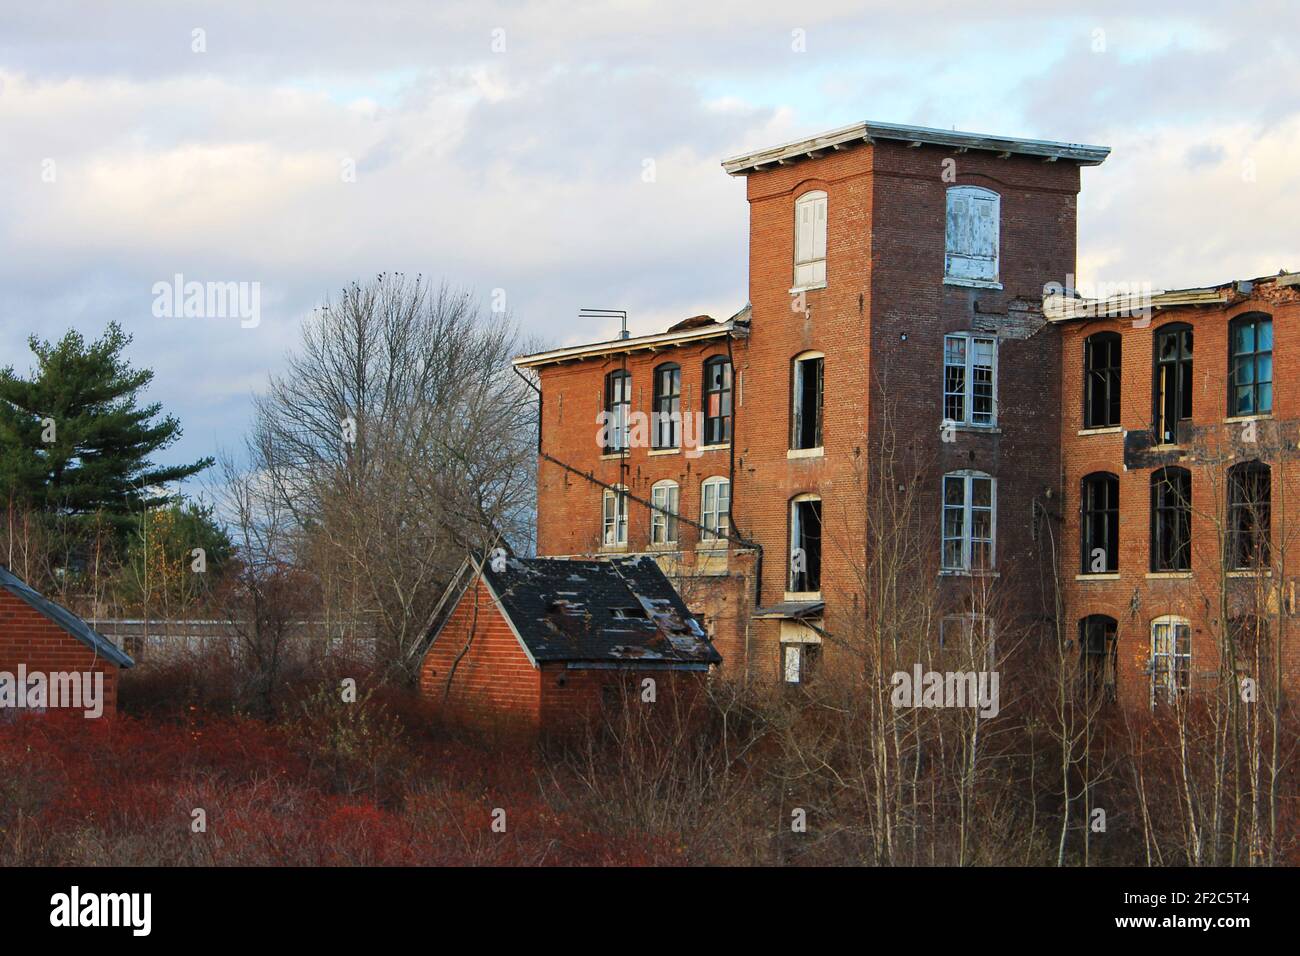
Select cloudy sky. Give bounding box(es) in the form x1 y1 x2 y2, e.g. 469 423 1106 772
1 0 1297 485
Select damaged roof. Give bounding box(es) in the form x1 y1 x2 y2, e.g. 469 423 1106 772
455 554 721 669
0 564 134 668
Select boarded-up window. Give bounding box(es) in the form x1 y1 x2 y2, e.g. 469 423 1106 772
945 186 1000 283
794 190 827 288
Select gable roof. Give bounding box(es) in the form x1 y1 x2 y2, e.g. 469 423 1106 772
0 564 134 668
432 554 721 670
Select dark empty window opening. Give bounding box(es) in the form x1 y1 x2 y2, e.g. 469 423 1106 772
1229 313 1273 417
1150 467 1191 572
782 641 820 684
1081 472 1119 574
1154 324 1192 444
791 354 824 450
1078 615 1118 703
789 497 822 592
1084 332 1121 429
703 357 732 446
1228 461 1271 570
653 363 681 449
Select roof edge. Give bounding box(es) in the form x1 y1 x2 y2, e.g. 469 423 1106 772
513 319 744 369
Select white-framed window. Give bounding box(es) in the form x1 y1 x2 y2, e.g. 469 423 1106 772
939 612 997 664
944 185 1000 285
791 351 824 450
700 476 730 543
650 480 679 545
943 333 997 427
942 471 995 571
793 190 827 289
1151 615 1191 707
602 485 628 547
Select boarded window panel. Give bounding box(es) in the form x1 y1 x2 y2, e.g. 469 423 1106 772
945 189 999 282
784 645 801 683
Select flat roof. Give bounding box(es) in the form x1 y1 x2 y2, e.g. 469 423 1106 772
1044 271 1299 322
721 120 1110 175
513 311 748 369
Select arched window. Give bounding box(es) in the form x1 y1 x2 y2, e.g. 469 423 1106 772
1084 332 1121 428
790 351 824 450
1151 615 1191 706
702 357 732 446
1228 460 1270 569
1081 472 1119 574
1150 467 1191 571
652 363 681 449
602 485 628 547
944 185 1000 285
788 493 822 593
1229 312 1273 416
793 190 827 289
700 476 730 544
941 470 995 571
1154 323 1192 444
603 369 631 452
1078 615 1117 703
650 479 679 546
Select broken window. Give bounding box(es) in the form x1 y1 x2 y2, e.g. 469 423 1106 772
788 495 822 593
703 357 732 445
602 485 628 547
700 476 730 543
653 363 681 449
1229 312 1272 416
943 333 996 427
942 472 995 572
1154 324 1192 444
782 641 820 684
944 186 1000 284
650 479 679 546
791 352 824 450
1080 472 1119 574
1151 616 1191 707
603 369 631 452
1228 460 1270 570
793 190 827 289
1084 332 1121 429
1078 614 1117 703
1150 467 1191 572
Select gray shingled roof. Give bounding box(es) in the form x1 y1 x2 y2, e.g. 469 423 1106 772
0 564 134 668
436 554 721 669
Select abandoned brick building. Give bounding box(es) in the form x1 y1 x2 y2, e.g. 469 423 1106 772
513 119 1298 710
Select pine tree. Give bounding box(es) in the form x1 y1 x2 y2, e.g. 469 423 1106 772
0 322 213 532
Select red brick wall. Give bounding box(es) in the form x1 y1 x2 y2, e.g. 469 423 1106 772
538 664 708 734
1060 286 1300 707
0 590 122 717
419 579 542 732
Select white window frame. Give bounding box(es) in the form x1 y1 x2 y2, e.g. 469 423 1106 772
944 185 1001 288
602 485 628 547
1151 615 1192 707
700 476 730 544
650 480 679 546
941 471 996 572
943 333 997 428
793 190 827 291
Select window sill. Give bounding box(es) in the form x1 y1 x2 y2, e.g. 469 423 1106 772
1078 426 1122 436
1226 569 1272 578
1146 571 1192 579
1076 573 1120 581
600 452 628 460
789 283 827 294
600 544 629 554
699 443 731 453
1224 414 1272 424
647 447 680 457
939 569 1000 578
944 277 1003 291
787 447 825 459
949 424 1000 434
783 591 822 602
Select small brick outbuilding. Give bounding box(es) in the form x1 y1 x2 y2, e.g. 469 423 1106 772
0 564 135 718
419 554 721 735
